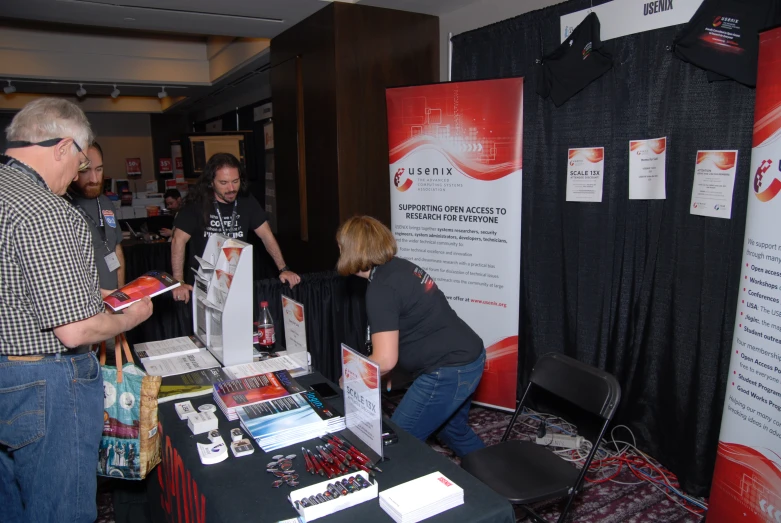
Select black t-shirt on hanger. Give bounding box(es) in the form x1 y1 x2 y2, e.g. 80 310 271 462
536 12 613 107
673 0 781 87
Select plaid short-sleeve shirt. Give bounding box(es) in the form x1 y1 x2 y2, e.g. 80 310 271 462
0 155 104 355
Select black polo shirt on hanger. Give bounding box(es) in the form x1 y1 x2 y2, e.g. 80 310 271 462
536 12 613 107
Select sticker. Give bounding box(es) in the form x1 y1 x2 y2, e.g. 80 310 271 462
119 391 135 410
148 426 158 439
103 212 117 228
103 381 117 408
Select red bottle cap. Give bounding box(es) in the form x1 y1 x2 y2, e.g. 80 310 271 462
260 301 268 307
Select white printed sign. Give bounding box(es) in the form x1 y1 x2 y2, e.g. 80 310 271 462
561 0 703 42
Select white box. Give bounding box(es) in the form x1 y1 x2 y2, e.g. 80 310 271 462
187 411 218 435
289 471 377 522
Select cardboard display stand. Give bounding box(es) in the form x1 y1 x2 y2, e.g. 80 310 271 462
192 234 254 367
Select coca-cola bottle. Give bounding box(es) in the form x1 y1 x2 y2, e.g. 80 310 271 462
257 301 276 350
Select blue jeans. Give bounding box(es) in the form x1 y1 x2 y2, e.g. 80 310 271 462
391 349 486 458
0 351 104 523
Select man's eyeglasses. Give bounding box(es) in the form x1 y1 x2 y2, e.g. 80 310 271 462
6 137 91 172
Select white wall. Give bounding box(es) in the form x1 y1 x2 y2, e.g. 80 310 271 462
87 113 155 184
439 0 565 80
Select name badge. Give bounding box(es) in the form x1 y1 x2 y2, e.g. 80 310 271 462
104 252 120 272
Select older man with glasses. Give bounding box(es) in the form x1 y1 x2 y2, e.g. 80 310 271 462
0 98 153 523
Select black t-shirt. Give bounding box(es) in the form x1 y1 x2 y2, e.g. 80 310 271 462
174 195 267 281
537 12 613 107
366 257 484 377
673 0 781 87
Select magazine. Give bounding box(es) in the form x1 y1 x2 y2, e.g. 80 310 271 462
134 336 201 361
236 390 345 451
213 370 306 421
140 350 221 377
158 367 232 404
104 271 180 311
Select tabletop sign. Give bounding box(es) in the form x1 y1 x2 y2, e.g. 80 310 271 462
282 296 308 369
159 157 173 174
126 158 142 178
341 344 383 460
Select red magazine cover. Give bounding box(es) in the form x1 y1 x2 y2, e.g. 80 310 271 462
104 271 180 311
214 371 305 410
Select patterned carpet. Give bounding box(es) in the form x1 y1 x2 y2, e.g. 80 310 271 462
96 396 706 523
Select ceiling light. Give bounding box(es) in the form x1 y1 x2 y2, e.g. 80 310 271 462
111 85 120 99
3 81 15 94
76 84 86 97
158 86 168 99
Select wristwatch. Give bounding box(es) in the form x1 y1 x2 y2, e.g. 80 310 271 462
279 265 290 275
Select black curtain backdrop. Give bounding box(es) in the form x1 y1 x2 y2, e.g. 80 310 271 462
126 270 367 384
255 272 368 382
452 0 754 495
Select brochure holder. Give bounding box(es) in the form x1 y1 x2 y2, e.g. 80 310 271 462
192 234 253 367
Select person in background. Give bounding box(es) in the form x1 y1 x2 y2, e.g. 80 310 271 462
336 216 486 458
68 140 125 293
0 98 153 523
171 152 300 302
159 188 181 239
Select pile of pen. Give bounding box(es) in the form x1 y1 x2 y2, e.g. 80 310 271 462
292 474 374 509
300 435 383 479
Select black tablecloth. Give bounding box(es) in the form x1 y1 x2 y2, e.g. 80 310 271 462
147 373 514 523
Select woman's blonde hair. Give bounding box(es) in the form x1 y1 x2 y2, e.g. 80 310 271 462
336 216 397 276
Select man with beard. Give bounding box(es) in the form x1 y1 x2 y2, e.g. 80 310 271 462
68 141 124 293
171 152 300 303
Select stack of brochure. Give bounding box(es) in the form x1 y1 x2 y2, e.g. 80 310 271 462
224 354 308 379
236 391 345 452
135 336 221 378
157 367 231 404
379 472 464 523
213 370 305 421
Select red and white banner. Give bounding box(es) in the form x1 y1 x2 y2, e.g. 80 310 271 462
158 157 173 174
709 27 781 522
125 158 141 177
386 78 523 410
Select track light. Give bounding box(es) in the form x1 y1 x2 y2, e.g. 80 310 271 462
111 85 120 99
76 84 86 97
3 81 16 94
158 86 167 99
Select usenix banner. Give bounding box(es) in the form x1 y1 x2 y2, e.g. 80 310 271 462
385 78 523 411
709 27 781 522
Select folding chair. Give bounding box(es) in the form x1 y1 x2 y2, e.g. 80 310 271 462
461 353 621 523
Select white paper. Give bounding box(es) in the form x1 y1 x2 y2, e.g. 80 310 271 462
690 150 738 219
223 354 308 379
342 344 383 460
134 336 200 360
281 296 307 359
629 137 667 199
566 147 605 202
140 350 220 377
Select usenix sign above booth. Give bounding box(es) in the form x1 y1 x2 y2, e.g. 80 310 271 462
561 0 704 43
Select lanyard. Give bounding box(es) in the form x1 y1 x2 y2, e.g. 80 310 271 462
213 200 238 237
1 154 50 191
69 196 108 246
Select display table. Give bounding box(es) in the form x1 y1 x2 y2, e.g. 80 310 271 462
148 373 514 523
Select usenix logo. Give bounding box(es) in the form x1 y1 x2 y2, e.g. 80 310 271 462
754 159 781 202
393 168 413 192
